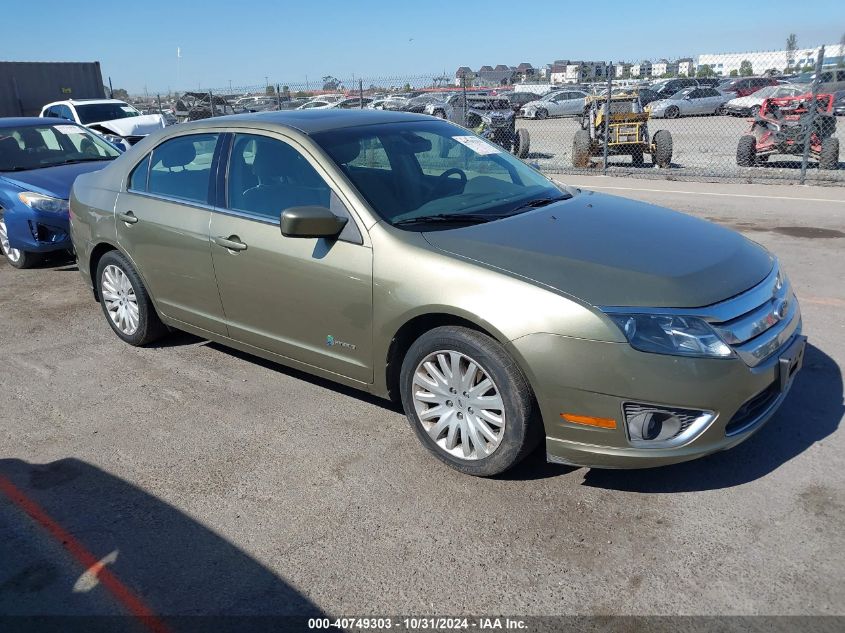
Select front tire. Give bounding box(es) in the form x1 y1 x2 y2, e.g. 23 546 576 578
0 214 42 269
535 108 548 120
400 326 539 477
736 135 757 167
665 106 680 119
819 137 839 170
652 130 673 168
515 128 530 158
96 250 166 346
573 129 592 167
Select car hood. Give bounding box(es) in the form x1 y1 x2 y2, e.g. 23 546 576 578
89 114 165 137
728 95 759 106
422 192 773 308
0 161 114 200
522 100 547 109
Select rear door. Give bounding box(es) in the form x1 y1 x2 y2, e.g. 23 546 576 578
114 132 228 335
208 131 373 382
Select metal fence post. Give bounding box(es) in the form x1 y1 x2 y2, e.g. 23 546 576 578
207 90 214 117
461 74 467 127
799 46 824 185
359 79 364 109
157 94 163 116
276 84 282 110
602 63 612 174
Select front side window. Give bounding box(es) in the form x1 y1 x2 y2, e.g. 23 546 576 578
128 154 151 191
147 134 218 203
312 119 565 230
227 134 331 220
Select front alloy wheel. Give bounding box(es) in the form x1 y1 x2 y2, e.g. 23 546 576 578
0 215 41 269
400 326 539 476
412 350 506 460
102 264 140 336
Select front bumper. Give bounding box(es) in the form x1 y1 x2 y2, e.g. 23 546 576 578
723 104 751 116
507 330 805 469
4 206 71 253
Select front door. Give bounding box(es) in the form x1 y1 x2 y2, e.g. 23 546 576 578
115 133 227 335
209 132 373 382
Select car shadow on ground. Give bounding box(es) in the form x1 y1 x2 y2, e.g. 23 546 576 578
503 344 842 490
0 458 326 632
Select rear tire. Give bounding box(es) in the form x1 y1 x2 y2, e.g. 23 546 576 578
736 135 757 167
515 128 530 158
819 137 839 170
573 129 592 167
0 214 42 269
535 108 548 120
665 106 680 119
399 326 540 477
652 130 673 168
96 250 166 346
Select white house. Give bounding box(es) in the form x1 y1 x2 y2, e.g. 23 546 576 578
677 58 695 76
651 59 679 77
615 63 632 78
630 60 652 78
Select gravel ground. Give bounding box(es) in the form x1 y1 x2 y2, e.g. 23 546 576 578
0 178 843 625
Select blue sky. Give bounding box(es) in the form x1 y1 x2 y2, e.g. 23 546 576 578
3 0 843 93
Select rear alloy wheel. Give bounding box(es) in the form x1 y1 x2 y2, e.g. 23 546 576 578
515 128 530 158
652 130 673 168
400 326 539 477
97 250 166 346
665 106 680 119
535 108 548 120
433 109 446 119
0 214 42 269
736 135 757 167
749 105 761 117
819 137 839 170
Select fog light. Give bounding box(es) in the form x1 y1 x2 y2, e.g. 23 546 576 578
623 403 715 448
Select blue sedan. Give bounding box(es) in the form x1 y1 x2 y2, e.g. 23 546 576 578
0 118 122 268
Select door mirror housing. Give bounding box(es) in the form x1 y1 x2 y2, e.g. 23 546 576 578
280 206 347 238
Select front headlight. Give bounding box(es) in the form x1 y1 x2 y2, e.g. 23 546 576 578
608 313 733 359
18 192 69 214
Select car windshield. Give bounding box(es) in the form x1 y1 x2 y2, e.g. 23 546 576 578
751 85 781 99
74 102 141 124
312 119 567 230
669 88 694 100
0 123 121 171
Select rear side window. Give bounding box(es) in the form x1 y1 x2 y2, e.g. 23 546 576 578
148 134 218 204
128 154 151 191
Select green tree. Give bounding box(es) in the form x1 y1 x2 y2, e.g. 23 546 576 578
696 64 716 77
786 33 798 70
265 84 275 96
322 76 341 91
729 69 739 77
111 88 130 100
739 60 754 76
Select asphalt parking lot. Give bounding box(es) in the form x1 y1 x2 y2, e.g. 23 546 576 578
1 177 843 624
518 114 845 183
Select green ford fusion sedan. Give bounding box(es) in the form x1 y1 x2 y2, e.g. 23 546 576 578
69 110 805 476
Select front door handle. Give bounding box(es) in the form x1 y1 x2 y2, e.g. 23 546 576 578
213 235 248 252
118 211 138 224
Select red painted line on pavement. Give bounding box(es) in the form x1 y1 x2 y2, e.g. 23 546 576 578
0 474 171 633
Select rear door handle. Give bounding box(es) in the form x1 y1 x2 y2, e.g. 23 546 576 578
118 211 138 224
213 235 248 252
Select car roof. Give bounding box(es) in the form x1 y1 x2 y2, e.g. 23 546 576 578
44 99 129 107
175 109 433 135
0 116 75 128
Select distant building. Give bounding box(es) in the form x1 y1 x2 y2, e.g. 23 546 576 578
550 60 609 84
615 63 632 78
697 43 844 76
454 66 473 86
630 60 653 78
516 62 536 81
677 58 695 76
651 59 679 77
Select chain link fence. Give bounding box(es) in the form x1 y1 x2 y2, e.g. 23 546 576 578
131 45 845 185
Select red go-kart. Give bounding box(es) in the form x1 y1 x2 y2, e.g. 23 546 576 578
736 93 839 169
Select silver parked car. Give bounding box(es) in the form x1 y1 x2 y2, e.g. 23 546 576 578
647 87 730 119
520 90 588 119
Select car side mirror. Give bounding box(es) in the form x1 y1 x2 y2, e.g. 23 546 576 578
280 206 347 238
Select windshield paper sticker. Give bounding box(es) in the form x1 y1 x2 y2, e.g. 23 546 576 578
452 135 501 155
55 125 85 135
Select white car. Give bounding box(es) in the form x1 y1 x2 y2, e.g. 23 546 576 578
520 90 589 119
40 99 166 150
722 84 807 117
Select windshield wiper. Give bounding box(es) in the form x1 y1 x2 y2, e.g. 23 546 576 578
60 157 115 165
508 195 570 214
392 213 503 227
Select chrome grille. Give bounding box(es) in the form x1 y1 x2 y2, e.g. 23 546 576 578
705 265 801 367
